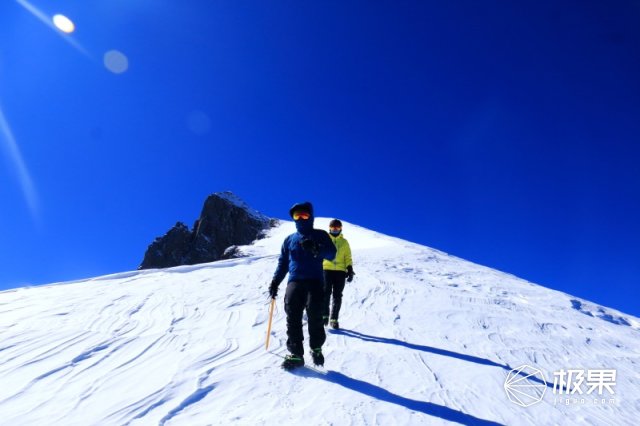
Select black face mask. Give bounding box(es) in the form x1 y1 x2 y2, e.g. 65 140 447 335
330 230 341 236
295 217 314 235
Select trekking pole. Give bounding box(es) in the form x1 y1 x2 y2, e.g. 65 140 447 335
265 298 275 350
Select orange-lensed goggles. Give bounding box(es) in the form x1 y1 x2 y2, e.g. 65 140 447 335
329 226 342 231
292 211 311 220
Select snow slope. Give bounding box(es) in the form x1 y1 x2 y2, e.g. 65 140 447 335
1 219 638 425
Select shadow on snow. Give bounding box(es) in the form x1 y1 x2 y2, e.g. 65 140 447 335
332 329 554 390
303 369 504 426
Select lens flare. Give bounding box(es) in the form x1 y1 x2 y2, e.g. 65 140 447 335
187 111 212 135
0 105 39 219
104 50 129 74
52 14 75 34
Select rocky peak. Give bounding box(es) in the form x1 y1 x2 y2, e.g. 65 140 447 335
139 192 274 269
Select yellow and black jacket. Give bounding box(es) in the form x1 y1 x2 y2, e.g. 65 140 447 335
323 234 352 272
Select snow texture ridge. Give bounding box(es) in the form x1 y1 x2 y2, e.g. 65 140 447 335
0 219 638 425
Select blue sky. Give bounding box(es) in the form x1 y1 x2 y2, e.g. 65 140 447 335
1 1 639 317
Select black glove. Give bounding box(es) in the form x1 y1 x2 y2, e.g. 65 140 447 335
269 280 279 299
301 238 320 257
346 265 355 282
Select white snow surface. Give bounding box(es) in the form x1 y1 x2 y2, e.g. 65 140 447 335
1 219 638 425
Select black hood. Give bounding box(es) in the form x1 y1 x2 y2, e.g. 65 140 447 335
289 201 314 218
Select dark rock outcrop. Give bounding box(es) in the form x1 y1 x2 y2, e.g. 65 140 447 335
139 192 273 269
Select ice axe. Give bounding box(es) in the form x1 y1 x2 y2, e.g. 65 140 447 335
265 298 275 350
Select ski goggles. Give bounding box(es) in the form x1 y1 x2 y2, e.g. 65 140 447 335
329 226 342 232
292 211 311 220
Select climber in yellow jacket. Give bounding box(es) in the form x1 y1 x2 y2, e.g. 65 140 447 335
322 219 355 329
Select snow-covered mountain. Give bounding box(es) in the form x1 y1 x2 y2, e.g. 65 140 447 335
1 219 638 425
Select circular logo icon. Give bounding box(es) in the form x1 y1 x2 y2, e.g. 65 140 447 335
504 365 547 407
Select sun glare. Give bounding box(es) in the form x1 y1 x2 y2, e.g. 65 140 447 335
15 0 88 56
52 14 75 34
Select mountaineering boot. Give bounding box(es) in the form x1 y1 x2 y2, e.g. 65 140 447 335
281 354 304 370
330 319 339 330
311 348 324 366
323 316 329 326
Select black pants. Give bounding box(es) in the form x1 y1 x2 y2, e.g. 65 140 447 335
323 270 346 320
284 280 326 356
